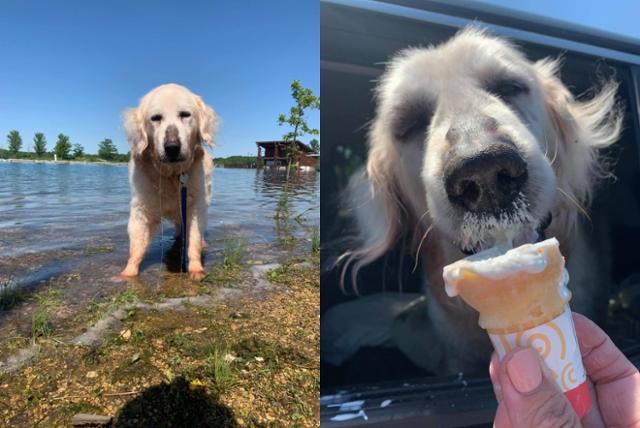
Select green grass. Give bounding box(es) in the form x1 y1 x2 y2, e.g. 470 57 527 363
31 307 52 340
87 288 139 323
30 288 60 341
204 345 233 390
84 243 114 255
310 227 320 253
221 236 245 268
115 288 139 305
201 237 246 287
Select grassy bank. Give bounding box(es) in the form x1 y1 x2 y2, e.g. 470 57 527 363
0 247 319 427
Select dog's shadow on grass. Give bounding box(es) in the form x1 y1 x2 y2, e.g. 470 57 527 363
113 377 238 428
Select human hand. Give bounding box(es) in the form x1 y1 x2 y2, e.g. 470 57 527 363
489 312 640 428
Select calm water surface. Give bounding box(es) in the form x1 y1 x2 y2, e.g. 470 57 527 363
0 162 319 284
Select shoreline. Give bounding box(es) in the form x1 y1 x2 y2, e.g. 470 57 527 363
0 158 319 171
0 158 127 166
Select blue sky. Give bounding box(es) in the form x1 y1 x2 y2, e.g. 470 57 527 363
480 0 640 39
0 1 319 157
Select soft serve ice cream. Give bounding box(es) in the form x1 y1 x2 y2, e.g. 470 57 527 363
443 238 591 418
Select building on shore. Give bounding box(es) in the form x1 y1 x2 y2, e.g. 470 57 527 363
256 140 319 170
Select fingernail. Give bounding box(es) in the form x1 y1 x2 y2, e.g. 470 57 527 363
506 348 542 394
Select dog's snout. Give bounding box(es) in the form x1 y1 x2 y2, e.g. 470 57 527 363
165 125 180 143
444 142 528 213
163 125 181 160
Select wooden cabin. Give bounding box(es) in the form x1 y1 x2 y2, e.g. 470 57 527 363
256 140 319 170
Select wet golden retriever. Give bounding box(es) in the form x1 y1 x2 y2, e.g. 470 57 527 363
342 28 622 373
119 84 218 280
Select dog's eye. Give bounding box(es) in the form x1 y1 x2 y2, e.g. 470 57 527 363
179 111 191 119
392 101 433 142
397 115 430 141
150 114 163 122
486 80 529 99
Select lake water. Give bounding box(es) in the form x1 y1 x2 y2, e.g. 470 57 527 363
0 162 319 291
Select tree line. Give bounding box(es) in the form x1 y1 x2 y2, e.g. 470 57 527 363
2 130 129 162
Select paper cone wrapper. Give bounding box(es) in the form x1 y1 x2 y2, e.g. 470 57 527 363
489 306 591 418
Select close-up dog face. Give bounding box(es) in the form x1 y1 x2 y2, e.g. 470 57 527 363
366 28 620 255
124 83 218 165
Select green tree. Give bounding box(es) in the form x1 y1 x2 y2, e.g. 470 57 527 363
72 143 84 158
309 138 320 153
98 138 118 160
7 130 22 156
54 134 72 160
277 80 320 174
33 133 47 157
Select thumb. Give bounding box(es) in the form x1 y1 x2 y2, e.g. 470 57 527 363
497 347 581 428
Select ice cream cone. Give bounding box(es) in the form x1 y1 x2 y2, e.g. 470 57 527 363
443 237 591 418
443 238 570 333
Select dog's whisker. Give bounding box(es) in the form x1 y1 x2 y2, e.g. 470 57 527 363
543 135 550 159
412 224 434 273
557 187 591 224
549 136 560 166
416 208 431 224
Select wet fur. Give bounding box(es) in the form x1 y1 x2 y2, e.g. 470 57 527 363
342 28 622 373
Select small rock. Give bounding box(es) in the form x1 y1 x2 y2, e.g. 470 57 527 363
71 413 112 427
223 353 237 363
119 329 131 341
86 371 98 379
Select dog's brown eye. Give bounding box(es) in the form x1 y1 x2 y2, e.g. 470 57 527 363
179 111 191 119
486 80 529 99
150 114 163 122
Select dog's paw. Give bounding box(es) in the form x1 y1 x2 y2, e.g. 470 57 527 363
189 270 206 281
112 269 138 282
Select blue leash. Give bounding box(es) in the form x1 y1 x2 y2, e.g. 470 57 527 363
179 172 188 273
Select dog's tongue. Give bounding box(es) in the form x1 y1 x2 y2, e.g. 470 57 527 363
489 228 538 251
512 228 539 247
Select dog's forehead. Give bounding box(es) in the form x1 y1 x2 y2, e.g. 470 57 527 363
144 84 197 111
387 31 531 98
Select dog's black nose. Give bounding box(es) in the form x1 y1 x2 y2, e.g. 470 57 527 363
164 140 181 160
444 143 528 213
163 125 181 160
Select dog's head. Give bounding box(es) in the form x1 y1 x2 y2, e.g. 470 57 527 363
347 28 621 277
124 83 218 164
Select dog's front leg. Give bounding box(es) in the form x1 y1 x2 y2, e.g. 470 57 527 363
185 202 206 280
120 206 159 277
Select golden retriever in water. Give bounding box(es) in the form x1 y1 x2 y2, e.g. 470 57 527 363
119 84 218 280
342 28 622 373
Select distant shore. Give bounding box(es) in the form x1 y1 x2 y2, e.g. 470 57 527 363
0 157 318 170
0 158 126 166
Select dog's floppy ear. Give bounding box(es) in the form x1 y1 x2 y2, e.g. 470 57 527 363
123 107 148 158
195 97 219 147
535 58 622 231
339 119 411 293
